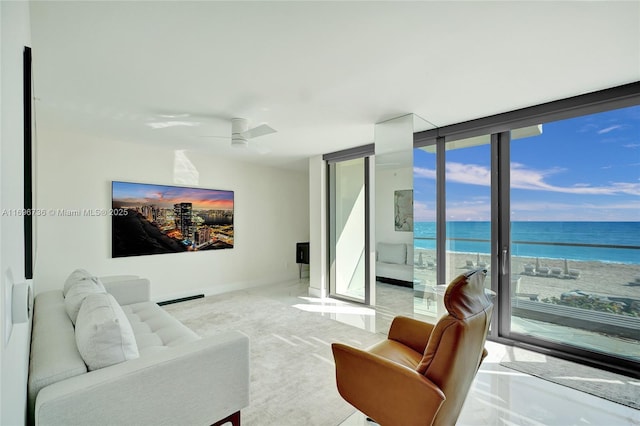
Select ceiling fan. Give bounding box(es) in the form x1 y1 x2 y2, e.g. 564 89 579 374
195 117 277 153
226 118 277 148
147 115 277 150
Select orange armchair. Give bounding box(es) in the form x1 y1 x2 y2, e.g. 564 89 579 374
332 268 493 426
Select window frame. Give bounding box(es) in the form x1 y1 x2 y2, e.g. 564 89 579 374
414 81 640 379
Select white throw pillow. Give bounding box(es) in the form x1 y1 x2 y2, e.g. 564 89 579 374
63 268 93 297
75 293 139 371
377 242 407 265
64 277 107 324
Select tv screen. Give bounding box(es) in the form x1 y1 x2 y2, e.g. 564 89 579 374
111 181 234 258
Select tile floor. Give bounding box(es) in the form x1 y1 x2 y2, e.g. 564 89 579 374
257 280 640 426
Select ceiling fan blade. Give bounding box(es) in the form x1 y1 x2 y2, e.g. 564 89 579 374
242 124 276 139
147 120 201 129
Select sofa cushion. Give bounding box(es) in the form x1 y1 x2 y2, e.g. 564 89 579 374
377 242 407 265
28 291 87 420
64 277 107 324
376 261 414 282
63 268 94 297
75 293 139 371
123 302 200 355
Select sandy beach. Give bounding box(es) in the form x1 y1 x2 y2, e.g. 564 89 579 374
413 249 640 302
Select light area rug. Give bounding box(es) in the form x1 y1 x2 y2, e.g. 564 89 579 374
500 349 640 410
162 290 385 426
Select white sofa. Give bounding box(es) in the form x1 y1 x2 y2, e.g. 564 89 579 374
375 242 414 286
28 272 250 426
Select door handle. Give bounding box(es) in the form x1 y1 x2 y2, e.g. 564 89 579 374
502 248 508 275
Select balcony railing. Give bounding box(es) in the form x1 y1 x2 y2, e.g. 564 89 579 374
413 236 640 264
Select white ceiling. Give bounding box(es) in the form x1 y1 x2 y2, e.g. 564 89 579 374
29 1 640 171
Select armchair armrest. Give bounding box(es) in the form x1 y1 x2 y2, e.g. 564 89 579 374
387 316 435 354
332 343 445 426
35 331 249 426
100 277 150 305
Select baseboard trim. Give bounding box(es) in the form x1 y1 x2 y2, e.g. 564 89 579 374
308 286 326 298
157 294 204 306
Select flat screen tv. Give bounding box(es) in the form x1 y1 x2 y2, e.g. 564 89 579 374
111 181 234 258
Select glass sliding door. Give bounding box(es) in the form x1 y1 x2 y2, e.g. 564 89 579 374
413 134 494 318
508 105 640 363
328 157 370 303
413 146 438 316
413 84 640 377
443 135 493 286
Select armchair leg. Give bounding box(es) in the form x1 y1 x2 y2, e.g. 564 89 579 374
211 410 240 426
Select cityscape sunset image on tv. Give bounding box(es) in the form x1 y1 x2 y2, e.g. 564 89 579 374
111 181 234 258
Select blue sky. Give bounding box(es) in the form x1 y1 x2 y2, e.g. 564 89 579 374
414 104 640 222
112 181 233 210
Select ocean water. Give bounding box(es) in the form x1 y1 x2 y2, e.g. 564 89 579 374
414 222 640 265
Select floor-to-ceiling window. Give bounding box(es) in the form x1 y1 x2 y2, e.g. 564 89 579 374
443 135 493 286
413 82 640 378
506 105 640 364
413 134 494 317
413 147 438 316
326 149 373 304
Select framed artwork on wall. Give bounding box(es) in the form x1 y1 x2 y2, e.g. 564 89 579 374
111 181 234 258
24 46 34 279
394 189 413 232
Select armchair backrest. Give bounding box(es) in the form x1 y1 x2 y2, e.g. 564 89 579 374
416 269 493 426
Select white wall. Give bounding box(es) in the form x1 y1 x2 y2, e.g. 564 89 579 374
375 165 413 247
0 2 32 425
33 128 309 301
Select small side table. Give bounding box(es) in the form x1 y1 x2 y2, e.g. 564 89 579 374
296 242 309 279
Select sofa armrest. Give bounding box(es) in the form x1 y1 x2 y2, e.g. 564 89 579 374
387 316 435 355
101 278 150 305
35 331 250 426
332 343 445 426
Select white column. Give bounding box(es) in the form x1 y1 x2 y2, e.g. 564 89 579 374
308 155 327 298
